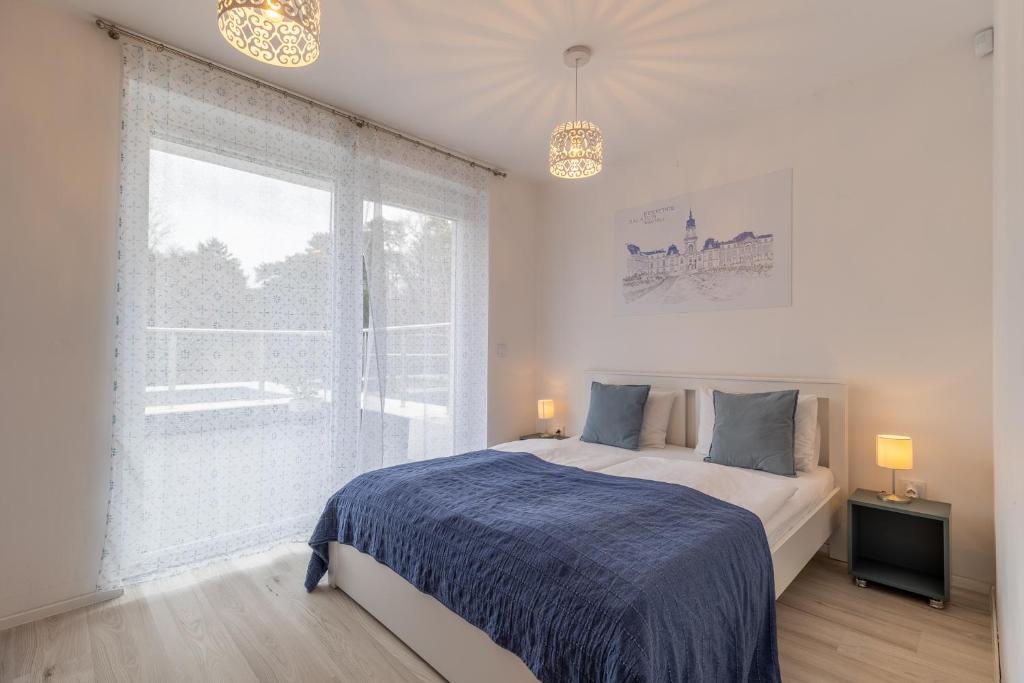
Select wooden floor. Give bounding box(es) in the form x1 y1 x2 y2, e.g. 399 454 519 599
0 545 994 682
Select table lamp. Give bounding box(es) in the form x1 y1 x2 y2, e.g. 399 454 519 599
876 434 913 503
537 399 554 436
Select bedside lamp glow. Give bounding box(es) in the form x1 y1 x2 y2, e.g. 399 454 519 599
876 435 914 503
537 399 554 435
537 399 554 420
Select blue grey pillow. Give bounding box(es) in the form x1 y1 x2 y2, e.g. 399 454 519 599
580 382 651 450
705 390 799 476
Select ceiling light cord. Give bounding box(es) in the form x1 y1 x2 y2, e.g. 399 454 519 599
548 44 603 179
575 58 580 121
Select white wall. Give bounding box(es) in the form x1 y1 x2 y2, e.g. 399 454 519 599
0 1 540 623
0 0 121 621
993 0 1024 676
534 46 996 584
488 177 541 444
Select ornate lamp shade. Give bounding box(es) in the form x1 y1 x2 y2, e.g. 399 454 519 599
217 0 321 68
549 120 603 179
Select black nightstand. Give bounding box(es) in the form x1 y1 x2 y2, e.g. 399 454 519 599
519 433 569 440
848 488 950 608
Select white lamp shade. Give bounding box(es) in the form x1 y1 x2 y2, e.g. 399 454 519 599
537 399 554 420
876 434 913 470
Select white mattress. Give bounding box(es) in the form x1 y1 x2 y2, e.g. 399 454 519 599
493 437 835 549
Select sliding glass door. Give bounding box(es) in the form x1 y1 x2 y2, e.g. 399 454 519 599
361 201 456 468
103 42 487 586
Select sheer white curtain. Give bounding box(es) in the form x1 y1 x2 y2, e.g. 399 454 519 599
101 43 488 587
354 131 489 472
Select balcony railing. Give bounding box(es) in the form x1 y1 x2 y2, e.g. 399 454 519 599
145 322 451 414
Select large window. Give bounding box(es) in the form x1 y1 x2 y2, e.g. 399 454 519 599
148 144 334 412
102 42 487 586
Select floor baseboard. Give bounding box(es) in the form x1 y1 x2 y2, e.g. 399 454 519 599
0 588 123 633
818 549 992 595
992 586 1001 683
953 573 993 595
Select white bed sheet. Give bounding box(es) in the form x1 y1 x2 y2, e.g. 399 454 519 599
493 437 835 549
492 436 640 471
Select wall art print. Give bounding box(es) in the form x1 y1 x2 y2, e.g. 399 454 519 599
615 169 792 314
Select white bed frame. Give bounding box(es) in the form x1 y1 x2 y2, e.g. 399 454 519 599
328 371 848 683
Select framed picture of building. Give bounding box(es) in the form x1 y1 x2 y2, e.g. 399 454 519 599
615 169 792 314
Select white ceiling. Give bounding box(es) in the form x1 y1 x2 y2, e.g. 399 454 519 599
58 0 991 179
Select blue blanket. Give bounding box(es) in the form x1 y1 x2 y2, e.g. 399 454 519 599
306 450 780 683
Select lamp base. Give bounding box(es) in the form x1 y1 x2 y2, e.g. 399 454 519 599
877 491 912 504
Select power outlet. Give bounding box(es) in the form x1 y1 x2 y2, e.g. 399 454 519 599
898 479 927 500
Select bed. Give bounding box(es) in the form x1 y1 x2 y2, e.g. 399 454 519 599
312 371 848 682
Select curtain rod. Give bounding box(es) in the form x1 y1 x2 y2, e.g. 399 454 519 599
94 19 508 178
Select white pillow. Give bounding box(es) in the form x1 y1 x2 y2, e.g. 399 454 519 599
639 390 677 449
695 387 717 457
694 387 820 471
793 397 821 472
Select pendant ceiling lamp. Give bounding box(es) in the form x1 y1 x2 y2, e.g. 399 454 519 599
549 45 603 179
217 0 320 68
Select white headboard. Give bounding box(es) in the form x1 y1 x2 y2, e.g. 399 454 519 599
586 370 849 502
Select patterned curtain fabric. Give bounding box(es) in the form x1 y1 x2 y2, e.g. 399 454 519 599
100 43 488 587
